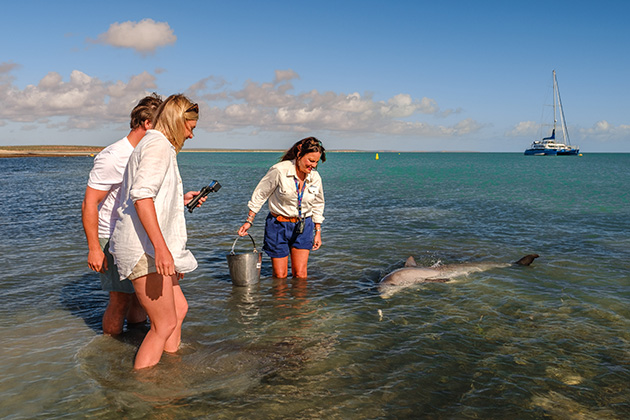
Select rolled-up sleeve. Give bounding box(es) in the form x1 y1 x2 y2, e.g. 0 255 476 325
311 176 325 224
247 166 280 213
129 138 171 203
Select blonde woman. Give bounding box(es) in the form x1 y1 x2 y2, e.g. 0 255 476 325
110 94 204 369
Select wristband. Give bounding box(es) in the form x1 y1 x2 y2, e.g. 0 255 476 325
315 227 321 232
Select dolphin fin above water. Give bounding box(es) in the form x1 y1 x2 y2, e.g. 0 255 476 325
378 254 539 299
405 256 417 267
514 254 539 266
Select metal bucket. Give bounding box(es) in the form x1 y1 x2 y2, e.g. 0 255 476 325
227 234 262 286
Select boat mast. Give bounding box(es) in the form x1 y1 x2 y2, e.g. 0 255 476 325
552 70 558 137
553 70 571 145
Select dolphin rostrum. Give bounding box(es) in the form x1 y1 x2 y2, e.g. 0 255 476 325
378 254 539 298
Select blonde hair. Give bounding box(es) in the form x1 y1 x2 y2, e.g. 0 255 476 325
152 94 199 152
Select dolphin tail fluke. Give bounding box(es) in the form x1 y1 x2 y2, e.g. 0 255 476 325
514 254 539 266
404 256 417 267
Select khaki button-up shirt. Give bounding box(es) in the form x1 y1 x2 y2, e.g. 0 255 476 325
248 160 325 224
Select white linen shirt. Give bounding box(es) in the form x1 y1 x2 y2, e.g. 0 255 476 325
109 130 197 280
247 160 325 224
86 137 134 238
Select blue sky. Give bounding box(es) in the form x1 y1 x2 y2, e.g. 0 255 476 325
1 0 628 152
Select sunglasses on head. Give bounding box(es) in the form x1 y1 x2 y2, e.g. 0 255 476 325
186 103 199 114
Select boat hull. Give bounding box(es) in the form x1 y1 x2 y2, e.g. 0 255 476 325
556 149 579 156
524 148 579 156
524 149 557 156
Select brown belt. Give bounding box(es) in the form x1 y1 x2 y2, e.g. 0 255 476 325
271 212 300 223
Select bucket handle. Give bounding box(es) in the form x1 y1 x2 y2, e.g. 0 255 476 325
230 234 258 255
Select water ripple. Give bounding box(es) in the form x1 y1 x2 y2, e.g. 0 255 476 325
1 153 629 419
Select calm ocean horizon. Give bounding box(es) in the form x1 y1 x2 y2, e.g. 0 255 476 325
1 152 628 419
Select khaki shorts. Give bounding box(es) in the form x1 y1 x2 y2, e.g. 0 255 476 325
128 253 157 280
98 238 135 293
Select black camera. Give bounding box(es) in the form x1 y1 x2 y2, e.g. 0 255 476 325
186 180 221 213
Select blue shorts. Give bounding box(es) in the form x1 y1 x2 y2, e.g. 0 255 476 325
263 213 314 258
99 238 135 294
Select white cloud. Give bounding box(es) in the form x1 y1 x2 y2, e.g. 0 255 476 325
0 65 478 139
194 71 476 138
95 19 176 54
506 121 539 137
0 61 20 76
0 63 157 129
578 120 630 141
379 94 437 118
508 119 630 142
274 69 299 84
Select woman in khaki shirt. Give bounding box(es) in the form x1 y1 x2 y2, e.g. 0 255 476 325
238 137 326 278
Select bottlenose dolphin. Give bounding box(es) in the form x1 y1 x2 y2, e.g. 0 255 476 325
378 254 539 298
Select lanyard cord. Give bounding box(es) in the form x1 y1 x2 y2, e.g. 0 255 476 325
294 177 307 220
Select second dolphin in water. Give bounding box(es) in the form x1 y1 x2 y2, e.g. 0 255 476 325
378 254 539 298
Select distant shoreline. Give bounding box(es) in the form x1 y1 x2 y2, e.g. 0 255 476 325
0 145 357 158
0 145 289 158
0 145 485 158
0 145 106 158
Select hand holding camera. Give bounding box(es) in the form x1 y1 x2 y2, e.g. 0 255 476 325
186 180 221 213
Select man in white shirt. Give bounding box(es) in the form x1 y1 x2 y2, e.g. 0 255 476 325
81 93 162 335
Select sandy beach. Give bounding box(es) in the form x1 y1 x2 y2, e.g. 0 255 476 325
0 145 104 158
0 146 294 158
0 146 418 158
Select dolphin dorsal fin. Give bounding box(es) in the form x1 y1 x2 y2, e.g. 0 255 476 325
404 256 417 267
514 254 539 266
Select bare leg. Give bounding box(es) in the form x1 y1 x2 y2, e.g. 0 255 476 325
164 280 188 353
102 291 132 336
290 248 310 278
126 293 147 324
271 256 289 278
132 273 178 370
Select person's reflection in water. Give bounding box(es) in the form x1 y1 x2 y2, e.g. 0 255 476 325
271 277 316 320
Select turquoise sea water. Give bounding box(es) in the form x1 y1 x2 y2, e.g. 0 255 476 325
0 152 629 419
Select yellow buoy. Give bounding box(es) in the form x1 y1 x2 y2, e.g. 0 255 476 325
375 153 379 160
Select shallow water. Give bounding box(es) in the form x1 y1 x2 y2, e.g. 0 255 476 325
0 152 629 419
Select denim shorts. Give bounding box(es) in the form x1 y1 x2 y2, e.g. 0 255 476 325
99 238 135 294
262 213 314 258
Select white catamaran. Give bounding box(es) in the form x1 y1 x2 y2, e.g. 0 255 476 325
525 70 579 156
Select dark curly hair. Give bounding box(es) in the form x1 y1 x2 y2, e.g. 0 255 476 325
280 137 326 163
